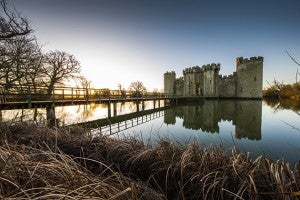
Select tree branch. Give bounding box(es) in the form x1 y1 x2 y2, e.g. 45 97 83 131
286 50 300 67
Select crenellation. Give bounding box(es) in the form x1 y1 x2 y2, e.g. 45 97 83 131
164 71 176 75
164 56 263 98
220 72 236 80
237 56 264 65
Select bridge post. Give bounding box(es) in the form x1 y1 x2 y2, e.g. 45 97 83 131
62 89 65 100
85 88 89 103
153 100 156 109
71 88 74 104
113 102 117 117
136 101 139 112
142 100 145 111
108 102 111 118
98 90 101 103
26 86 32 108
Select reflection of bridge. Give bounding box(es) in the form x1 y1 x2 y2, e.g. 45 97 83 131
76 106 168 135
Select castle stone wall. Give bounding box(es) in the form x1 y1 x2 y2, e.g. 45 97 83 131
183 73 192 96
219 73 236 98
236 57 263 98
203 64 220 97
183 66 203 96
175 77 184 96
164 71 176 96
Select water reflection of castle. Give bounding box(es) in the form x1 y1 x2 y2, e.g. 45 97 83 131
164 101 262 140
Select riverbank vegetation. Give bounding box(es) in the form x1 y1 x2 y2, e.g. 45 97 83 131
0 122 299 199
263 81 300 99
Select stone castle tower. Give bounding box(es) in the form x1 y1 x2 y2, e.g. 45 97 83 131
164 71 176 96
203 63 220 97
163 56 263 99
236 57 264 98
183 66 203 96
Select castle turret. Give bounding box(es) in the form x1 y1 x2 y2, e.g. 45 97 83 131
236 57 263 98
183 66 203 96
164 71 176 96
203 63 220 97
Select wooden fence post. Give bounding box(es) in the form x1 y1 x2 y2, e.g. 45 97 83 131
71 88 74 104
108 102 111 118
27 85 32 108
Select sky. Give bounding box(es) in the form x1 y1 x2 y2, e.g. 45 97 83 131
9 0 300 91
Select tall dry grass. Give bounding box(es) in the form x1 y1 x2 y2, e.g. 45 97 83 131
0 143 163 199
0 122 299 199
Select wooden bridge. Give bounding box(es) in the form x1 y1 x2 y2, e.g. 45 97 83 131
0 85 176 110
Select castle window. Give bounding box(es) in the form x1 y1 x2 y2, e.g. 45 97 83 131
254 76 257 81
210 80 212 84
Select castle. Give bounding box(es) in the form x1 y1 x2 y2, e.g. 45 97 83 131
164 56 263 98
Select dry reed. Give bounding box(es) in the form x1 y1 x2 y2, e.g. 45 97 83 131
0 122 299 199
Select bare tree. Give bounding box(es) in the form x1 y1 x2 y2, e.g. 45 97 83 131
128 81 147 97
0 0 32 40
24 43 43 93
0 35 40 92
42 51 81 96
117 83 126 98
286 51 300 83
79 76 91 99
79 76 91 90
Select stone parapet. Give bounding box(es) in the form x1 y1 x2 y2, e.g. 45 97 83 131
236 56 263 65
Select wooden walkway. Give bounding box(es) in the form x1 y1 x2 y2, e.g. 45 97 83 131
0 85 210 110
0 97 172 110
0 85 175 110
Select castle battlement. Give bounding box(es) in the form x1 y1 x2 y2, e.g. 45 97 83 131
164 71 176 75
183 66 203 74
175 77 184 82
220 73 236 80
236 56 263 65
183 63 221 74
203 63 221 71
164 56 263 99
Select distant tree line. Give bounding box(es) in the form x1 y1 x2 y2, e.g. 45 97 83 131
0 0 81 97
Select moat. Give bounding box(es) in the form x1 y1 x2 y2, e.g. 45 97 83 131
2 100 300 164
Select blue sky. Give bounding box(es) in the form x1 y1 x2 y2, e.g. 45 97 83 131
11 0 300 90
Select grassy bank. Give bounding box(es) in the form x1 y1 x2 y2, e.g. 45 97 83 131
0 123 299 199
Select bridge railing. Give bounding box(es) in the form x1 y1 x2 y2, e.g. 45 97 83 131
0 84 174 103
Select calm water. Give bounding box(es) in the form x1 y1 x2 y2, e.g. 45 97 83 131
2 100 300 164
